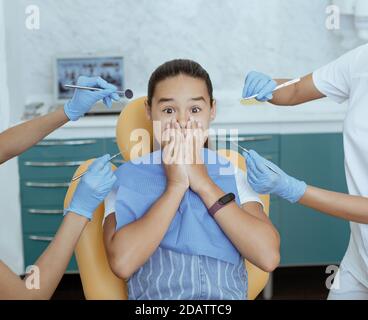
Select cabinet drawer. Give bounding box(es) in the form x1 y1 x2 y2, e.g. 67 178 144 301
279 200 350 266
22 207 64 233
19 161 84 180
20 180 69 207
105 138 125 167
23 233 78 272
260 152 279 165
213 134 279 154
258 152 279 202
269 199 280 231
20 139 104 161
279 134 350 266
238 135 279 154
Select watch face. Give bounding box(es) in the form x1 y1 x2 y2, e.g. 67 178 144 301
219 193 235 205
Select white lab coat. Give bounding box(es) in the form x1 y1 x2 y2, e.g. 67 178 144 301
313 44 368 298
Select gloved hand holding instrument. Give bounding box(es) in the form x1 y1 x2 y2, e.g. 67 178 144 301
244 149 307 203
64 154 118 220
241 71 300 102
64 76 121 121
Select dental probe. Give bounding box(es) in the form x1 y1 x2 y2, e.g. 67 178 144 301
71 152 122 182
64 84 134 100
230 141 279 174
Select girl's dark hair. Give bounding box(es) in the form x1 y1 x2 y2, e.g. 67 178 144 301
147 59 213 106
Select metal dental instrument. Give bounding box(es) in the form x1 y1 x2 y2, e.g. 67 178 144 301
71 152 122 182
230 141 279 174
242 78 301 101
64 84 134 100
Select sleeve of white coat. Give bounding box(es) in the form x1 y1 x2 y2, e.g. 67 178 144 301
312 44 367 104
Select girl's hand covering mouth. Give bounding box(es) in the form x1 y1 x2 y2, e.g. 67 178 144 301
161 118 211 193
162 119 189 191
184 119 211 193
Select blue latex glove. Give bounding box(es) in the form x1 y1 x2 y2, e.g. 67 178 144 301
242 71 277 102
64 76 120 121
245 150 307 203
64 154 117 220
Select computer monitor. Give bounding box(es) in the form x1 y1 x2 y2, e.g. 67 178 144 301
54 53 125 114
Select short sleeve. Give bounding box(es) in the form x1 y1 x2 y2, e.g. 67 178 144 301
235 168 264 209
312 45 365 104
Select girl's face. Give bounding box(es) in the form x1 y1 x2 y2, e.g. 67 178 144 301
145 74 216 146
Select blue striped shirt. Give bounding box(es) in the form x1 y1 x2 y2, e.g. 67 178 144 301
127 246 247 300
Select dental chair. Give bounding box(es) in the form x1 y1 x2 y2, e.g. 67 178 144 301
64 97 271 300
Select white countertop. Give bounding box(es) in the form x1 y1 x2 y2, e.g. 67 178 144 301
44 96 347 139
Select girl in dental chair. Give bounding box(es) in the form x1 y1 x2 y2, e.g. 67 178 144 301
103 59 280 300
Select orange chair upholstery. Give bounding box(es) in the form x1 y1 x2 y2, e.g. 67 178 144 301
64 97 270 300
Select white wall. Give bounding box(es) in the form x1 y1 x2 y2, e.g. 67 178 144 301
0 0 9 130
3 1 26 124
9 0 350 119
0 0 359 275
0 0 24 275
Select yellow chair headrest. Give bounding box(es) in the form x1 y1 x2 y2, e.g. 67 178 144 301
116 97 153 161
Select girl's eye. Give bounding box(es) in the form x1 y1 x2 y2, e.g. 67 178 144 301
191 106 201 113
163 107 174 114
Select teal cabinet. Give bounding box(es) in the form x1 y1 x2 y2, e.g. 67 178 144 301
19 162 85 180
23 233 78 272
236 135 281 225
237 135 279 154
19 138 106 273
20 139 104 161
22 206 64 234
279 133 350 266
226 134 281 232
104 138 125 166
20 180 70 207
